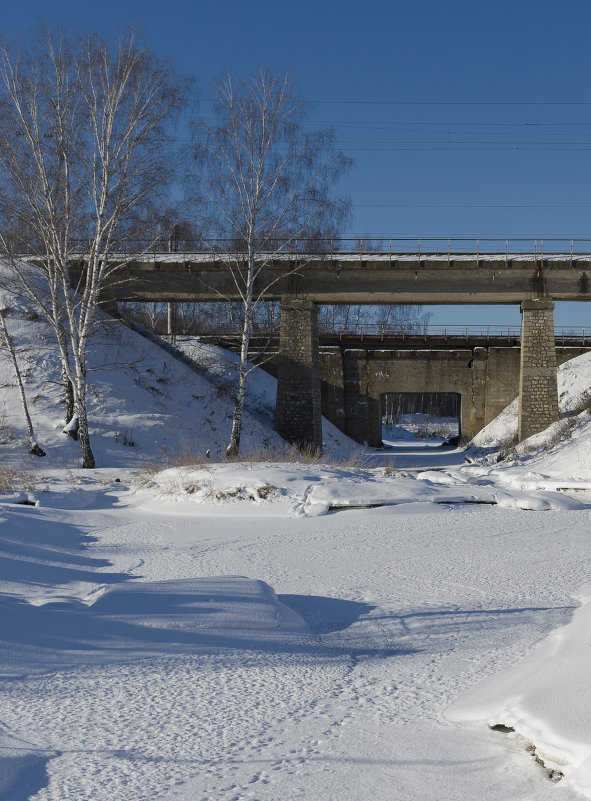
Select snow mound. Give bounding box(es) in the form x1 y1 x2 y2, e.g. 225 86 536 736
0 731 56 798
448 585 591 798
148 462 586 516
90 576 309 633
0 575 310 676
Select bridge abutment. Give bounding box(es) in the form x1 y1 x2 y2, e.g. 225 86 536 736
518 299 559 441
274 298 322 449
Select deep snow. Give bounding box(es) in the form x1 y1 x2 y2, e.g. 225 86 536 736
1 298 591 799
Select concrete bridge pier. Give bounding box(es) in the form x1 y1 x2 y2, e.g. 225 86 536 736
342 350 383 447
518 298 560 441
274 298 323 450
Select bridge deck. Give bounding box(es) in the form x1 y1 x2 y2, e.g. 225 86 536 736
90 252 591 304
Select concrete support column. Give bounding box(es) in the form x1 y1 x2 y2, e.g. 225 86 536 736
274 298 322 450
518 298 559 441
342 350 382 447
320 347 346 430
466 347 488 441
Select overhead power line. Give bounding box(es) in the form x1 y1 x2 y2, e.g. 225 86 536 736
309 100 591 106
353 204 591 209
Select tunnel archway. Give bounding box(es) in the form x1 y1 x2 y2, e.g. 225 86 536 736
381 391 461 442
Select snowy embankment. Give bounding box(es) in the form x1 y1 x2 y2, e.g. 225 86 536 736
0 302 356 470
448 587 591 794
459 350 591 495
439 349 591 797
148 461 584 515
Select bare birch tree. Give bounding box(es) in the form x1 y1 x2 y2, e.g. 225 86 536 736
190 69 352 457
0 306 46 456
0 28 188 467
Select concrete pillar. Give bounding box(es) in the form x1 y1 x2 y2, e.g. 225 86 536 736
466 347 487 440
320 347 346 430
342 350 382 447
518 299 559 441
274 298 322 450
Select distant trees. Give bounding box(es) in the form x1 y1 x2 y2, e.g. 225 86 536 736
189 68 352 457
0 27 188 466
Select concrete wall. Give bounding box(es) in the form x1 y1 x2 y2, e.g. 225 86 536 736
274 299 322 449
319 345 589 446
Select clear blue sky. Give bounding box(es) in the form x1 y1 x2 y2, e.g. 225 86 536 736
3 0 591 327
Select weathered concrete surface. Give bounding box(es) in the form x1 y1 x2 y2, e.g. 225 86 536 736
320 344 588 446
274 299 322 449
88 253 591 304
518 299 560 441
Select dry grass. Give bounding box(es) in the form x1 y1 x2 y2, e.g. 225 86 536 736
493 431 519 460
0 415 14 444
0 467 38 492
142 442 373 478
544 417 578 449
239 443 373 469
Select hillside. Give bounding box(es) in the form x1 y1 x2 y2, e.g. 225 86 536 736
0 299 354 471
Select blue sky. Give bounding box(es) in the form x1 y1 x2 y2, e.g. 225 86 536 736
3 0 591 326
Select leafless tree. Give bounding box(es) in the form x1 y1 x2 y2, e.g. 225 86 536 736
190 68 352 457
0 27 189 467
0 306 45 456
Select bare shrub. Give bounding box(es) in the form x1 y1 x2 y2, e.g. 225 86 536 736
241 443 373 469
0 468 37 492
143 442 372 475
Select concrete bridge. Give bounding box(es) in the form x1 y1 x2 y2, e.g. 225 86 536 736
88 250 591 447
202 331 591 445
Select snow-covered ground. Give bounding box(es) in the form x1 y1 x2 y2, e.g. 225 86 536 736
2 301 591 799
382 413 459 443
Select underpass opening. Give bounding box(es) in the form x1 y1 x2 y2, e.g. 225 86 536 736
381 392 461 444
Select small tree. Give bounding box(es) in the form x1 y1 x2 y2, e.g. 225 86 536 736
0 306 45 456
190 68 352 457
0 28 189 467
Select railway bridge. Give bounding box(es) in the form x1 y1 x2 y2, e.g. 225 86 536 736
202 328 591 445
87 247 591 447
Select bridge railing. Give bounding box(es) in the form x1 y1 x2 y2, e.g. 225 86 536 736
153 236 591 258
328 324 590 343
182 324 591 344
102 236 591 258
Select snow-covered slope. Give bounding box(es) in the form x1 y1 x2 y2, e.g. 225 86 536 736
471 349 591 450
462 350 591 487
0 301 355 470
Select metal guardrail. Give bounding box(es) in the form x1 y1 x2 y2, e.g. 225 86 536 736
331 324 589 343
58 236 591 258
188 325 591 345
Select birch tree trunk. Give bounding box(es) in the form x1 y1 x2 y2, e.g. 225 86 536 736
0 311 45 456
226 252 255 457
